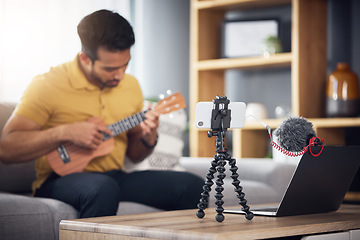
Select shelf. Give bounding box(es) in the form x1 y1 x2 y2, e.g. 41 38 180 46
310 118 360 128
243 118 282 129
190 0 347 158
195 0 291 11
196 53 292 71
194 118 360 134
232 117 360 158
243 117 360 130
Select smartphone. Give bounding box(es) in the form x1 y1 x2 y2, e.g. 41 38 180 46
195 102 246 129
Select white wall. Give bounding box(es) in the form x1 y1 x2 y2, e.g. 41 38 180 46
0 0 131 102
131 0 190 106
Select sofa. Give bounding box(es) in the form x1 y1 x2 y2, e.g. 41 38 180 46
0 102 297 240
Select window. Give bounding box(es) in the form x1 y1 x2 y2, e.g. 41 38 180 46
0 0 131 102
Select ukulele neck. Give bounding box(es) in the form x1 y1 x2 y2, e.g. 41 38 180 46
103 111 147 140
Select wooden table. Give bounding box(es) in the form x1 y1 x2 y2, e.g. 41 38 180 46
60 204 360 240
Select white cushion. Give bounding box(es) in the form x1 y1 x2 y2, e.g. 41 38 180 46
124 102 186 172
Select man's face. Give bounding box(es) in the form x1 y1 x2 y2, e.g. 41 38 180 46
86 47 131 89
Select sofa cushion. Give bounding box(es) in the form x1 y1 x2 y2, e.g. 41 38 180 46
0 102 16 133
36 197 78 239
0 160 36 193
217 179 281 207
0 192 54 240
117 201 161 215
125 103 186 171
0 102 37 193
180 157 296 206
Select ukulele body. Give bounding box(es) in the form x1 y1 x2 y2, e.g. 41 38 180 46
46 138 114 176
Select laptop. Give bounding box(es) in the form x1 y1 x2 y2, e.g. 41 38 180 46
224 146 360 217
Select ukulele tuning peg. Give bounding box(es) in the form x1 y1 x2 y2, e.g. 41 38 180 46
158 94 165 100
166 89 173 96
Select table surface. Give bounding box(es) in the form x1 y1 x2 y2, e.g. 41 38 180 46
60 204 360 240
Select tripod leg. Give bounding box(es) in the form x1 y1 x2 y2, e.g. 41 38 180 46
214 154 226 222
228 157 254 220
196 158 218 218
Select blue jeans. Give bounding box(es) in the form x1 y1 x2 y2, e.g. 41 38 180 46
35 170 204 218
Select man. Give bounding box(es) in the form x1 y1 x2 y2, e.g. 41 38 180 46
0 9 203 218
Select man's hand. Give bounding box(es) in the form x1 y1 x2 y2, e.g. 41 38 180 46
62 117 113 150
126 108 159 163
139 110 159 147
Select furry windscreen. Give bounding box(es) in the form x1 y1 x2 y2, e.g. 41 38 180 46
273 117 316 152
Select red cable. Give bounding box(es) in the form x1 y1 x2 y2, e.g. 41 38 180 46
308 136 325 157
269 133 324 157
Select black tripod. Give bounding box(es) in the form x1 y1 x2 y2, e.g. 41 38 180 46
196 96 253 222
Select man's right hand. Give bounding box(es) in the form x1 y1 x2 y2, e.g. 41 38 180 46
61 117 113 150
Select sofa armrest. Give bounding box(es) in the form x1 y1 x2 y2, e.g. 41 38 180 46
180 157 297 195
0 102 17 133
179 157 214 178
0 160 36 193
235 158 297 195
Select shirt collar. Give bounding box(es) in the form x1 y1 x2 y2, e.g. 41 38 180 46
69 54 99 91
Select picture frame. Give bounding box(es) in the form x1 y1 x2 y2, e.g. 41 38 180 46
221 18 280 58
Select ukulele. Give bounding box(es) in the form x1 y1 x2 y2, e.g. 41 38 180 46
46 92 186 176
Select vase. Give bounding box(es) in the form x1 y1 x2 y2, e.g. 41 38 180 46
326 62 359 117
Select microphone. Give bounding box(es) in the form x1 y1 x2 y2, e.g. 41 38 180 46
273 117 316 152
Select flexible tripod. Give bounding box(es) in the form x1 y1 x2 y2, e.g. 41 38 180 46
196 96 253 222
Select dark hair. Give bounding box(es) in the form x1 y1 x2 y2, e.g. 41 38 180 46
77 9 135 61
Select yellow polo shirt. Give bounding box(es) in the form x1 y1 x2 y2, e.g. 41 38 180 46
15 55 144 193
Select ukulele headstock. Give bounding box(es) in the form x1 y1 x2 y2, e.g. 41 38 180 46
153 92 186 115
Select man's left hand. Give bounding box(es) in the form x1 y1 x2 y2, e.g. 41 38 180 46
140 110 159 146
